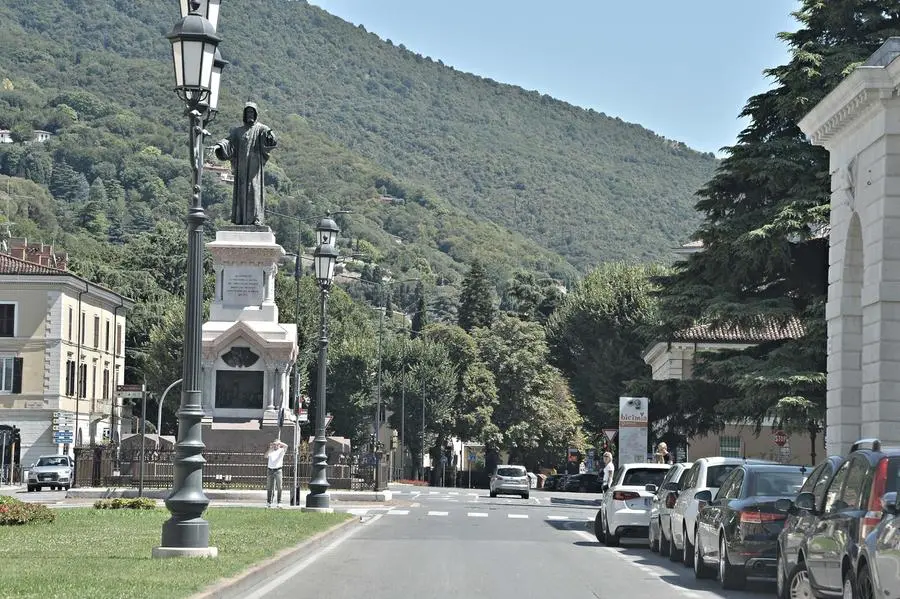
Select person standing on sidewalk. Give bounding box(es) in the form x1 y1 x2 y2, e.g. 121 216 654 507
265 439 288 508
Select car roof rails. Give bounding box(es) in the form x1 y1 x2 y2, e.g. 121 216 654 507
851 438 882 452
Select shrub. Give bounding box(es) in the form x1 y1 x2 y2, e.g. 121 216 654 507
0 495 23 506
0 500 55 525
93 497 157 510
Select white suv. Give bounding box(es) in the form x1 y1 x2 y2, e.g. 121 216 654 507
595 462 670 546
490 465 530 499
669 457 774 566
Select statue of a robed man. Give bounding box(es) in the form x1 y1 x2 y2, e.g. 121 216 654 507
214 102 277 226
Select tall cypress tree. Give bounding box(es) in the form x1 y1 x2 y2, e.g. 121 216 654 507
458 259 496 332
655 1 900 438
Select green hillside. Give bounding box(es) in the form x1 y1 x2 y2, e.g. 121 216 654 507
0 0 717 279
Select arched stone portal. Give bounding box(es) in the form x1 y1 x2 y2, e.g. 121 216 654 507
799 38 900 455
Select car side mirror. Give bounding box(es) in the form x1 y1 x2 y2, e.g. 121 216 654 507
645 484 658 493
694 489 712 510
774 498 796 514
794 491 817 513
882 492 899 516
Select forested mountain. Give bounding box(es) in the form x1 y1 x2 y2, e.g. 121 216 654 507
0 0 716 280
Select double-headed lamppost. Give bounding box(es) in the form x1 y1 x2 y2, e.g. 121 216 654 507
304 217 340 512
154 0 224 558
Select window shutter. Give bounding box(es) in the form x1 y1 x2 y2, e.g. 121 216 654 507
11 357 22 393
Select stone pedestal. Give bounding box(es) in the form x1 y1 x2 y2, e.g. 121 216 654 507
799 38 900 456
201 227 298 433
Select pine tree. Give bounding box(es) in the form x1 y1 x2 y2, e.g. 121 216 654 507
458 259 496 332
654 1 900 438
411 286 428 338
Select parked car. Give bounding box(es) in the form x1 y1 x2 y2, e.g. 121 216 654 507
595 462 670 546
781 439 900 599
564 472 604 493
855 490 900 599
648 461 693 555
692 463 808 590
27 454 74 491
490 465 530 499
669 457 776 566
543 474 564 491
773 454 845 599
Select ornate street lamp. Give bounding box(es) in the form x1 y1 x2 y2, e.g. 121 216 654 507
305 217 339 511
179 0 221 30
153 0 221 558
205 49 228 124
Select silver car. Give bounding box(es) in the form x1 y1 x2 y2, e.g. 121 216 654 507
27 455 73 491
490 465 530 499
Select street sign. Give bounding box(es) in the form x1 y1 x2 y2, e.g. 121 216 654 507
602 428 618 441
53 432 74 444
773 430 788 447
117 384 145 399
297 408 309 423
468 453 476 462
440 455 447 465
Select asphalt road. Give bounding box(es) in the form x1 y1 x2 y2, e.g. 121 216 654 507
233 488 777 599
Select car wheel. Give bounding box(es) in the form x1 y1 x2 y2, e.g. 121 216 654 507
776 549 788 599
523 493 529 500
719 534 746 590
26 485 35 492
787 561 812 599
489 491 497 498
604 516 619 547
659 522 671 557
856 562 875 599
682 526 695 568
668 526 682 562
694 531 714 579
649 519 659 552
594 510 605 544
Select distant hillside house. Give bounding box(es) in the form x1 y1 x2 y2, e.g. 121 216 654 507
31 130 52 143
0 238 133 474
0 130 12 144
642 317 824 465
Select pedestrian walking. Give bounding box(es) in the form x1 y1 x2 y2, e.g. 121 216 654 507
602 451 614 489
265 439 288 508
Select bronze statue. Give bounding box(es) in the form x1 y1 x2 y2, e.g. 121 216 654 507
214 102 277 226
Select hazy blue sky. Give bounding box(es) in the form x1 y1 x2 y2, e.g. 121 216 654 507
309 0 799 156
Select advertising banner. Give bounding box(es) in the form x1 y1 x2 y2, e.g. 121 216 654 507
618 397 649 464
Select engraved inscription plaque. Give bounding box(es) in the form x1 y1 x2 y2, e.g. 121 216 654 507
216 370 264 409
223 267 263 306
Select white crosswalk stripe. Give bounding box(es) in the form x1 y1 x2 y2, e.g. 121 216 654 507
387 509 409 515
427 511 449 516
546 515 569 520
507 514 528 519
467 512 488 517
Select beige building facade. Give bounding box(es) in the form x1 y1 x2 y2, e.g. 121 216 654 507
0 241 132 470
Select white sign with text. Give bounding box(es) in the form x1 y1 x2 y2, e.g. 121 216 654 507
618 396 649 465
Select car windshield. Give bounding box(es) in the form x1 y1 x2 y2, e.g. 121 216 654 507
36 457 68 467
622 468 667 487
497 467 525 477
747 470 806 496
706 465 739 487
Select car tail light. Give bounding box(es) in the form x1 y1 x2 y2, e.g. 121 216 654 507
862 457 889 540
665 493 677 509
613 491 640 501
740 510 786 524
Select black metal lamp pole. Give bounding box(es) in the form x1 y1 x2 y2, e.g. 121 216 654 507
305 218 340 511
155 0 223 557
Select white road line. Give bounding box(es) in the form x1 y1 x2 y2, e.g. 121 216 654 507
387 509 409 515
346 508 370 516
427 511 448 516
429 491 438 495
446 499 458 502
364 514 383 526
449 491 459 496
467 512 488 518
241 523 362 599
546 515 569 520
508 514 528 519
410 502 420 508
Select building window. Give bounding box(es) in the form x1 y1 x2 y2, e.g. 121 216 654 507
0 356 23 393
105 320 110 352
0 304 15 337
78 363 87 398
116 324 123 355
80 312 86 344
91 363 97 399
68 307 74 342
102 366 110 400
65 358 76 396
719 436 742 458
93 316 100 348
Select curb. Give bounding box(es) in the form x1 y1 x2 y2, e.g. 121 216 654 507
66 488 393 502
189 515 360 599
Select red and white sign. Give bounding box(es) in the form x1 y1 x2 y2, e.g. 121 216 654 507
773 430 788 447
602 428 618 441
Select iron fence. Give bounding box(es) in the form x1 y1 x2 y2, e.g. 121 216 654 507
73 448 389 491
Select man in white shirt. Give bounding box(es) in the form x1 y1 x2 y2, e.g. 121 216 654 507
265 439 288 508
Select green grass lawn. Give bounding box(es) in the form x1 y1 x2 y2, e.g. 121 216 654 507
0 507 352 599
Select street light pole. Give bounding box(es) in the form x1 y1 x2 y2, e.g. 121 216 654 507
155 0 223 558
304 217 340 512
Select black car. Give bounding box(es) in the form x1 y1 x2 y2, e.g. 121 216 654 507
780 439 900 599
692 463 809 590
773 454 845 599
543 474 564 491
564 472 603 493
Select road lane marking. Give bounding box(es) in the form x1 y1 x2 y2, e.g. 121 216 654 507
387 509 409 515
467 512 488 518
410 502 420 508
429 491 438 495
547 515 569 520
347 508 370 516
427 511 448 516
508 514 528 519
363 514 383 525
449 491 459 495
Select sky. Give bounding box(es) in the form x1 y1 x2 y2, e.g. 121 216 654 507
309 0 800 156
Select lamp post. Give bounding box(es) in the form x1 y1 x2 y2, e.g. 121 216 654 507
304 217 339 512
154 0 222 558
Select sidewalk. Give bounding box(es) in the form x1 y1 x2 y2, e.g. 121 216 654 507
66 487 393 503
